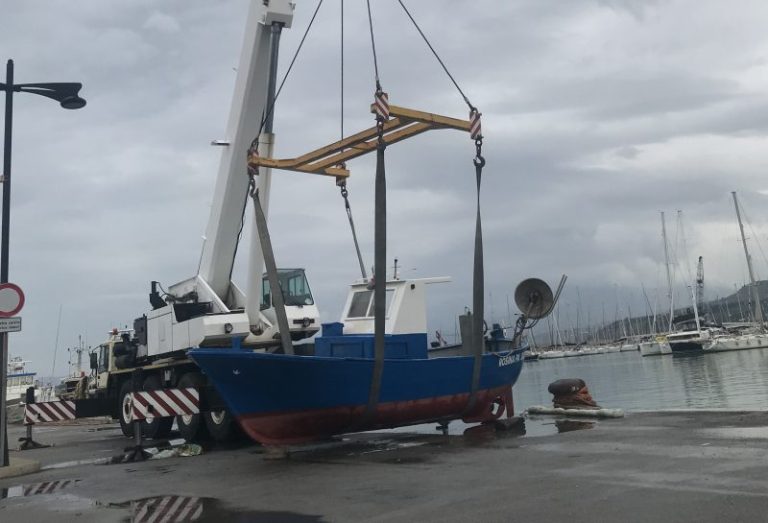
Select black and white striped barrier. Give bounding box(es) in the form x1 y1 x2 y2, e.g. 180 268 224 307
1 479 80 499
23 479 79 497
129 495 203 522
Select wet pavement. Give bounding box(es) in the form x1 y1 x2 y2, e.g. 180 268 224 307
1 411 768 522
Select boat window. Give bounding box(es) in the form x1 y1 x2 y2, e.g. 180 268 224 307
347 289 395 318
348 291 372 318
367 289 395 317
261 269 315 310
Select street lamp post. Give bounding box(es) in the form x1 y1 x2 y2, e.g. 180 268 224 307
0 59 85 467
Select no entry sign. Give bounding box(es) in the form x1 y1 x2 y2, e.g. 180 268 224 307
0 283 25 317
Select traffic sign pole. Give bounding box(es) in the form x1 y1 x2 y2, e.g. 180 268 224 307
0 282 25 466
0 334 7 466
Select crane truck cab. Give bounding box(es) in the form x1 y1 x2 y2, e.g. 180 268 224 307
143 269 319 357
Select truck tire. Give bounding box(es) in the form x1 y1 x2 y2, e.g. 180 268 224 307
141 374 174 439
176 372 209 442
202 384 243 443
118 380 134 438
204 409 242 443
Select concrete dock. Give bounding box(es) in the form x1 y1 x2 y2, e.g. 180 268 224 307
1 411 767 522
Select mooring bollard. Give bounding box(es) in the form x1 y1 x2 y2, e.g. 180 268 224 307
19 386 49 450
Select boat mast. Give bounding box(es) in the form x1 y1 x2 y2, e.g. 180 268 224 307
661 212 675 331
732 191 764 327
689 285 702 334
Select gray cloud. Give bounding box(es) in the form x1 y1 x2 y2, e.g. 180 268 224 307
3 0 768 374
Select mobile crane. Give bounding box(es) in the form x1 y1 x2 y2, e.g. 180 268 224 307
84 0 318 443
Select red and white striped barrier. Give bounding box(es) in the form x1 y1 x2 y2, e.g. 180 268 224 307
130 495 203 522
24 400 76 424
130 388 199 420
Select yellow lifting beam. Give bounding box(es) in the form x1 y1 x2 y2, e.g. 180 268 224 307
247 105 473 180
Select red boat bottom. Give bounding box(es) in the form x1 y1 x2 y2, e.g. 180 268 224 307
236 385 514 446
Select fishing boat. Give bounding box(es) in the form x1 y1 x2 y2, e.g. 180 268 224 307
188 1 561 446
191 277 530 445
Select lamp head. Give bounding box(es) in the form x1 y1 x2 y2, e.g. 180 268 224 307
60 95 86 109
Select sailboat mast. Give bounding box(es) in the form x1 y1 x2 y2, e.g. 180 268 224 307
732 191 764 325
661 212 675 331
689 285 702 334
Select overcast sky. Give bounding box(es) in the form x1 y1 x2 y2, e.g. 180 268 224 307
4 0 768 376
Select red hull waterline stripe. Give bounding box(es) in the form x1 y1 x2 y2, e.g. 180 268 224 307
237 385 514 446
130 387 199 420
24 400 76 424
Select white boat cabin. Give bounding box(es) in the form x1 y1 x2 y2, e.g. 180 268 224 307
338 277 450 335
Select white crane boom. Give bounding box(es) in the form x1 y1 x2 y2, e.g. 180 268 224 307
143 1 319 357
197 0 292 301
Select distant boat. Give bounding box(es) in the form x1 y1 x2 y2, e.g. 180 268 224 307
705 332 768 353
667 327 720 354
705 192 768 354
639 336 671 356
620 342 639 352
5 356 36 406
539 350 565 359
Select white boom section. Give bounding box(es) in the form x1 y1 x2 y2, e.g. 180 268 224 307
197 0 293 302
145 1 321 356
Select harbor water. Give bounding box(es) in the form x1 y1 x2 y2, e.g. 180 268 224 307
514 349 768 411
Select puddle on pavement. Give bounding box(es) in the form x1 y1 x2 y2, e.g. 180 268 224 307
386 415 596 439
554 420 596 433
289 416 597 463
699 426 768 440
109 495 326 522
1 478 80 499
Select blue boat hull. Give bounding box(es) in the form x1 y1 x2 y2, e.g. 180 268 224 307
189 348 526 445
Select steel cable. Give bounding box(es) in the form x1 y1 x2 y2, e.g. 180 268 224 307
396 0 475 111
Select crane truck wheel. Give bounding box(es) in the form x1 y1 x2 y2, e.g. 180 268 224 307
202 384 242 442
118 380 134 438
204 409 242 443
141 374 174 439
176 372 209 442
